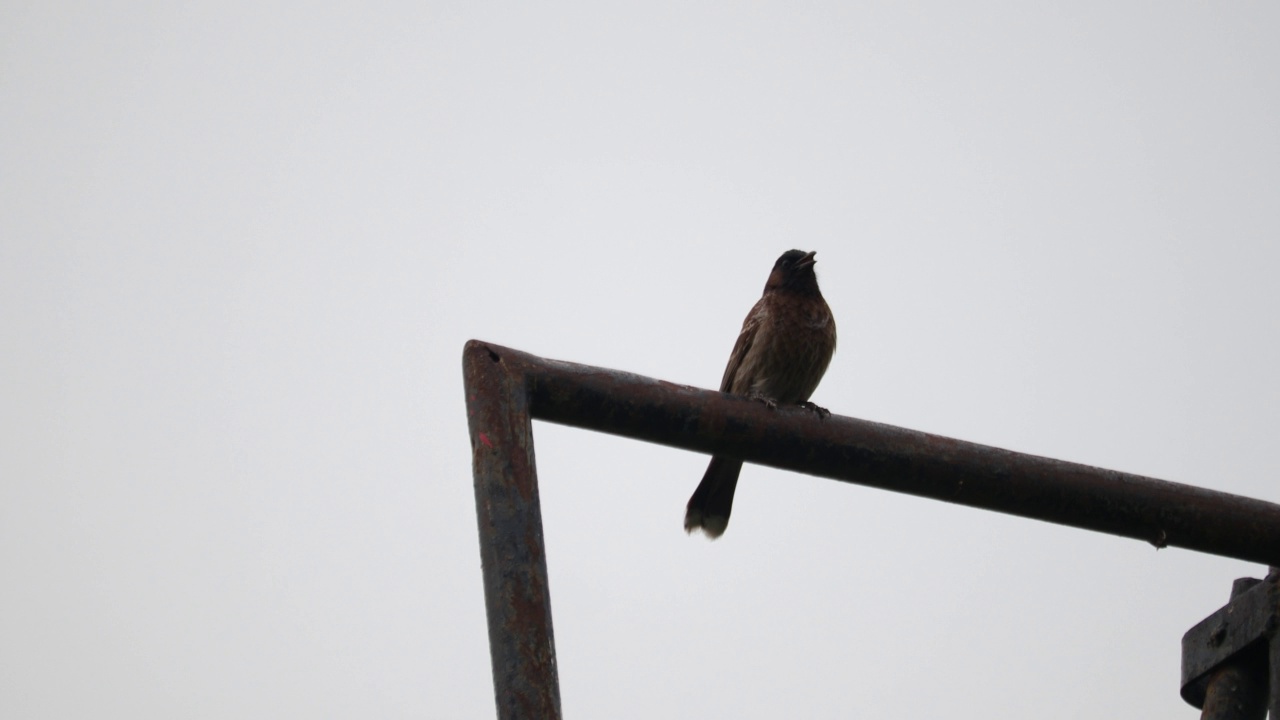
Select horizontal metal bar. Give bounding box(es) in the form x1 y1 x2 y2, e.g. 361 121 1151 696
473 340 1280 566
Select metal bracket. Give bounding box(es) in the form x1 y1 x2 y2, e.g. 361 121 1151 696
1181 574 1278 720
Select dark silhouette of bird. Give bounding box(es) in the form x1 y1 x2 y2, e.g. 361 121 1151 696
684 249 837 538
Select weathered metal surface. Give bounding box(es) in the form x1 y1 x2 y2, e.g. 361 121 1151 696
474 341 1280 566
1201 659 1268 720
1270 605 1280 720
463 339 1280 718
1184 577 1270 719
463 342 561 720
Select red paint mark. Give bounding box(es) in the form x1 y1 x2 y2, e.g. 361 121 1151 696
479 432 493 449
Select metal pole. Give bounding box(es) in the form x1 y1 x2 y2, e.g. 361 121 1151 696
463 344 561 720
1199 579 1268 720
1269 568 1280 720
470 340 1280 566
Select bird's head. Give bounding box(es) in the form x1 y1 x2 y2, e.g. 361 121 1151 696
766 249 821 294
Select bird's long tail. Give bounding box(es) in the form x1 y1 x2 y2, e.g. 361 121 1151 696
684 456 744 538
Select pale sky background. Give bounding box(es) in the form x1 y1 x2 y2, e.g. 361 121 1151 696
3 2 1279 718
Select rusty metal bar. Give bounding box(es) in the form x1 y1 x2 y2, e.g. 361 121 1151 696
463 339 1280 717
463 343 561 720
479 340 1280 564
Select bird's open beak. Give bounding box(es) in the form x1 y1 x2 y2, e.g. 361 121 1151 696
797 251 817 269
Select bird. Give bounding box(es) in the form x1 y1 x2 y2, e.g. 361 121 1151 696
684 249 837 538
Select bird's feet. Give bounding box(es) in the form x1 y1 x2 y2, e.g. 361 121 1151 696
799 401 830 419
748 393 778 410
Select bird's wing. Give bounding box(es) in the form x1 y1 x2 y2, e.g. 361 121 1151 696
719 298 766 393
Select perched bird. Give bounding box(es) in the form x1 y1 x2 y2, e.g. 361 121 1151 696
684 249 837 538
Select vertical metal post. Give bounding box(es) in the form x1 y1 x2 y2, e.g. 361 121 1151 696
1199 579 1267 720
463 344 561 719
1270 569 1280 720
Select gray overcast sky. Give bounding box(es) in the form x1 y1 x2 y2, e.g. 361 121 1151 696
3 2 1279 718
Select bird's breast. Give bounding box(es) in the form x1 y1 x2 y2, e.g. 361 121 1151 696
740 295 835 404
